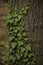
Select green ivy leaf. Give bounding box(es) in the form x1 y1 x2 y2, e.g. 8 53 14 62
11 42 17 49
17 33 22 37
21 28 24 31
33 57 35 61
23 58 28 62
21 47 25 53
14 29 18 33
24 52 27 57
9 55 13 60
18 15 22 20
10 27 13 31
31 61 35 65
20 53 23 57
28 53 34 59
25 6 29 10
10 19 14 23
17 27 20 31
9 36 14 42
7 14 13 19
13 57 16 62
21 7 25 12
16 54 20 60
9 48 13 54
23 10 27 14
24 38 28 41
26 44 31 51
15 18 19 22
13 14 17 18
22 32 27 37
18 41 24 46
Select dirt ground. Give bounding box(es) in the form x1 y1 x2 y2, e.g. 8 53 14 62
0 1 8 65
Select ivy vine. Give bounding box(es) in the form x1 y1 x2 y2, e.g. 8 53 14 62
6 0 35 65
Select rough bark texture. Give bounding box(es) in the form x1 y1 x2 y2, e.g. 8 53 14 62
28 0 43 65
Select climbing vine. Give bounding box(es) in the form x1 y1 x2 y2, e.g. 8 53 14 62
6 0 35 65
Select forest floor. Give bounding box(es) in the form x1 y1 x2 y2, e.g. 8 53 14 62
0 1 8 65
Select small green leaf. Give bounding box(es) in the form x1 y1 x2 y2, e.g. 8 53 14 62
13 58 16 63
9 49 13 54
17 27 20 31
31 61 35 65
10 19 14 23
18 15 22 20
22 7 25 11
9 36 14 42
21 47 25 52
15 18 19 22
9 55 13 60
25 6 29 10
13 14 17 17
23 10 27 14
26 44 31 51
24 53 27 57
23 58 28 62
24 38 28 41
18 41 24 46
16 54 20 60
21 28 24 31
17 33 21 37
28 53 34 58
11 42 17 49
14 29 18 33
22 32 27 37
10 27 13 31
7 14 13 19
